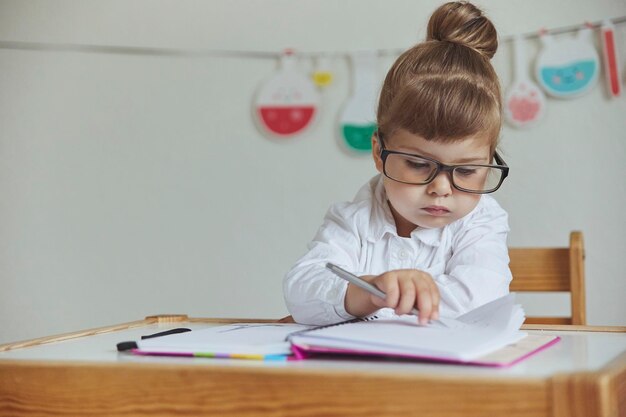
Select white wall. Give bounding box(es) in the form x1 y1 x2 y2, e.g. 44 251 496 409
1 0 625 344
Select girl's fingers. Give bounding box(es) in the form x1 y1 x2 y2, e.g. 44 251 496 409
416 280 435 325
372 273 399 309
369 271 440 324
395 279 417 315
429 280 440 320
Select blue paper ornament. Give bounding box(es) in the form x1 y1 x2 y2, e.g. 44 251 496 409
535 27 599 99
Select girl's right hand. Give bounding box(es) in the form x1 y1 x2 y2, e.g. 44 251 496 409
345 269 440 325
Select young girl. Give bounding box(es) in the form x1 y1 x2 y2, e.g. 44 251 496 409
284 1 511 326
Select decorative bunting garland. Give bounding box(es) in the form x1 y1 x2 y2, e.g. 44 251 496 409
1 16 624 145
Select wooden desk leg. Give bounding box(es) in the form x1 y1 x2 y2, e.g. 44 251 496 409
551 352 626 417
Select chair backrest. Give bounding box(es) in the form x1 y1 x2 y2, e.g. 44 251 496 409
509 231 586 325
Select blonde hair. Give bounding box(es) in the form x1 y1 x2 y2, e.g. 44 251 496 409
377 1 502 154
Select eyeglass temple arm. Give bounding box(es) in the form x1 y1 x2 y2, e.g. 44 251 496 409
375 130 386 151
494 151 507 167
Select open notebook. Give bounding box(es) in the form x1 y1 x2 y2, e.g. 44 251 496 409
288 294 560 367
127 294 558 366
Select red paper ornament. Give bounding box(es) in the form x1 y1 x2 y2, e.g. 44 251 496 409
601 20 621 97
254 50 319 137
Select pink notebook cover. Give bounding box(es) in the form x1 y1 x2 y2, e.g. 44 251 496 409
290 334 560 367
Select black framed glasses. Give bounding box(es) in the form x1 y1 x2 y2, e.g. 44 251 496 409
376 131 509 194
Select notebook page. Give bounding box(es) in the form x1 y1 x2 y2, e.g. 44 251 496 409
456 293 525 334
137 323 311 355
456 293 515 327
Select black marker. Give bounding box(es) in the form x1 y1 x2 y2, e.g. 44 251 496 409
116 327 191 351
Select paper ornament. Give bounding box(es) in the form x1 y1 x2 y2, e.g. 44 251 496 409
505 35 546 129
254 50 319 137
339 51 378 152
600 20 621 97
535 26 600 98
312 55 334 88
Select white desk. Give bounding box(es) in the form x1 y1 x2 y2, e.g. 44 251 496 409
1 315 624 417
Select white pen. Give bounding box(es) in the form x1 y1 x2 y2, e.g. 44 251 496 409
326 262 420 316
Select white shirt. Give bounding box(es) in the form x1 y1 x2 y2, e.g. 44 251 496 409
283 175 512 325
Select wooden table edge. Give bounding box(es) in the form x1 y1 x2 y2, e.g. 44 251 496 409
521 324 626 333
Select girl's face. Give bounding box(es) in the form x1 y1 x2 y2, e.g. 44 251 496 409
372 129 492 237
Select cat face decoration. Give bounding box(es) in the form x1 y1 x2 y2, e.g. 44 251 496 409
535 27 600 99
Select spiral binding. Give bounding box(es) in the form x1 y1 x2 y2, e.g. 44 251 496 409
285 315 380 341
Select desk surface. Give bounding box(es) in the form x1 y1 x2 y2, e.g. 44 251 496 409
0 315 625 417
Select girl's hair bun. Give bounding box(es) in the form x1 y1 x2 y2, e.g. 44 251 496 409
426 1 498 59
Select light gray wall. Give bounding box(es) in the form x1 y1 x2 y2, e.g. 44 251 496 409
1 0 625 343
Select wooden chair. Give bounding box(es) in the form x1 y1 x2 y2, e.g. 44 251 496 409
509 231 586 325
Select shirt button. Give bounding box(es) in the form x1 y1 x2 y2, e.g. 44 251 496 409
399 250 408 260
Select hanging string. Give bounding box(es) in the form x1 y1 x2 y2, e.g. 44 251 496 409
0 40 278 59
519 15 626 38
0 15 624 59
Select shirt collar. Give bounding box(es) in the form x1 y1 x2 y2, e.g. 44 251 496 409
410 226 442 247
367 175 442 247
